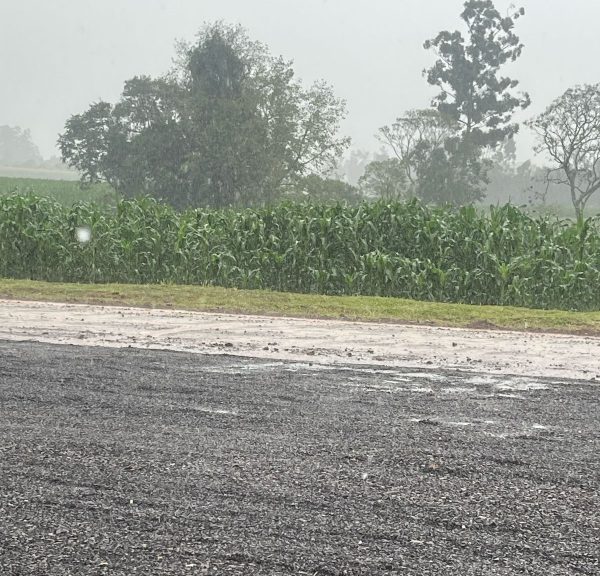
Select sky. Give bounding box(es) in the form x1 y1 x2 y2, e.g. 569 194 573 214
2 0 600 162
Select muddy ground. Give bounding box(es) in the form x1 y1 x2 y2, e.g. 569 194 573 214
2 299 600 381
1 340 598 575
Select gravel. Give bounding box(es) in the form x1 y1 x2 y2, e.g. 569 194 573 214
0 341 598 575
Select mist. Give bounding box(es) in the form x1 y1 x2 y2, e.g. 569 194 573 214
2 0 600 163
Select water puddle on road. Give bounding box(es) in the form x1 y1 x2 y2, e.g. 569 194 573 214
495 380 549 391
465 374 550 393
198 358 553 402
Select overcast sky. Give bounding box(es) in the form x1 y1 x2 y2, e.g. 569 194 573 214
2 0 600 161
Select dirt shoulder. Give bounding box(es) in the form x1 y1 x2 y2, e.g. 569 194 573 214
1 299 598 381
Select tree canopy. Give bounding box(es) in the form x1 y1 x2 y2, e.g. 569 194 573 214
528 84 600 219
378 109 455 196
378 108 489 204
417 0 530 204
424 0 530 149
59 23 350 209
358 158 408 201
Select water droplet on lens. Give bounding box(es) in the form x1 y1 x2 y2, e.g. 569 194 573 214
76 226 91 243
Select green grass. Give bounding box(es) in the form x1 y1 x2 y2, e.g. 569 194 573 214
1 278 599 335
0 176 118 207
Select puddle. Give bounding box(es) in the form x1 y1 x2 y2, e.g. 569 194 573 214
201 361 285 374
495 380 549 391
466 375 498 386
199 407 238 416
342 379 434 394
465 374 550 392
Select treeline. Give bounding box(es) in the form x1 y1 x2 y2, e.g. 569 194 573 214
59 4 534 210
31 1 600 217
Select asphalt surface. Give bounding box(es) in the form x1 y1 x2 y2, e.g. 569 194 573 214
0 340 598 575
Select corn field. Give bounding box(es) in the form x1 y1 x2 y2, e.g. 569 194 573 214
1 193 599 310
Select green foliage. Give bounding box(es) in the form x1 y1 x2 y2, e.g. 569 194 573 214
286 174 363 204
421 1 530 204
416 144 487 205
359 158 408 201
2 194 600 311
379 109 455 190
59 22 350 210
424 0 530 148
378 109 485 205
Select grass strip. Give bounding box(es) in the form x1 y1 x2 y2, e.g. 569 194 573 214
1 278 600 336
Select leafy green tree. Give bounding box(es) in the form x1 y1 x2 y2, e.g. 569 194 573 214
287 174 363 204
424 0 530 148
377 109 485 204
0 125 43 166
378 109 456 196
59 23 350 209
527 84 600 219
422 0 530 203
358 158 407 201
416 145 487 205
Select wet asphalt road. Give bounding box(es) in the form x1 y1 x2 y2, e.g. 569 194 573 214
0 341 598 575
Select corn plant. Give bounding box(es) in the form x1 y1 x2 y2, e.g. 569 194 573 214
1 193 599 311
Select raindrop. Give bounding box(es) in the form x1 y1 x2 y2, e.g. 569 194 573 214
76 226 92 243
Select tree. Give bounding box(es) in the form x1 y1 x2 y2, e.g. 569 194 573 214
358 158 407 201
0 125 43 166
527 84 600 219
378 109 456 195
415 145 487 204
424 0 530 149
59 23 350 209
377 109 486 204
422 0 530 203
287 174 363 204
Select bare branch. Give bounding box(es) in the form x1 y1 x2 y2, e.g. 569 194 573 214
528 84 600 218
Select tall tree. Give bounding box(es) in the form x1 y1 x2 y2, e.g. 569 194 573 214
527 84 600 219
59 23 349 209
424 0 530 149
422 0 530 204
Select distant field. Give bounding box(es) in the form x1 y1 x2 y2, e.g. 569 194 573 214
0 176 118 207
0 166 79 180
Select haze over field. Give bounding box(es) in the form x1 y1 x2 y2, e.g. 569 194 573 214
2 0 600 161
